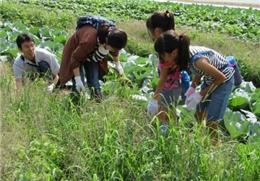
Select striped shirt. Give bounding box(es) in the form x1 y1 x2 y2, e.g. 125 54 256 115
189 46 234 85
86 44 109 62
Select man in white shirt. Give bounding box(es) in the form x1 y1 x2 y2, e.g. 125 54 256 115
13 33 60 92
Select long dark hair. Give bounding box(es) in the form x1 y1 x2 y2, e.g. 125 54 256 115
97 26 127 49
146 10 175 32
154 32 190 70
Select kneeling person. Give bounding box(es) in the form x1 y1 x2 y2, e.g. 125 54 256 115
13 33 60 91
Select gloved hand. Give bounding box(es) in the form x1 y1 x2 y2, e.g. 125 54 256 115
47 83 55 93
75 76 85 92
185 86 196 97
185 92 202 110
114 61 124 75
147 99 159 116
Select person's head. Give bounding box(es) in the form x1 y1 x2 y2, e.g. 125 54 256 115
146 10 175 41
154 32 190 70
98 26 127 52
16 33 35 60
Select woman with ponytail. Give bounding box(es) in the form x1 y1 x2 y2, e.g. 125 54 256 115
155 32 235 143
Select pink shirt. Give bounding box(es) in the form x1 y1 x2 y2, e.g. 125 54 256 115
158 61 181 90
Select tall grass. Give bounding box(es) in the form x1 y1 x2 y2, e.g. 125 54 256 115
1 63 259 180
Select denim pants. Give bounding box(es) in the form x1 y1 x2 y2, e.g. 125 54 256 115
197 75 234 121
72 61 101 94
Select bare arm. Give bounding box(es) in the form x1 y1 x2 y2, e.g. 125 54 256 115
111 54 119 62
15 78 23 91
194 58 226 98
153 67 168 100
73 67 80 77
191 74 201 88
52 74 59 85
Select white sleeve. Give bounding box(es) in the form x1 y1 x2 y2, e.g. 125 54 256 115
114 61 124 75
48 53 60 75
13 59 24 79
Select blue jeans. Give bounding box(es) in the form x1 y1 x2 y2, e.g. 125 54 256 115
197 76 234 121
72 61 100 93
83 61 100 91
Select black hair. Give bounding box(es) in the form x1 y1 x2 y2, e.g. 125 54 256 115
16 33 34 49
146 10 175 32
98 26 127 49
97 25 110 44
154 32 190 70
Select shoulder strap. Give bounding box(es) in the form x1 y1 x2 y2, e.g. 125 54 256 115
20 55 25 61
21 55 39 68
